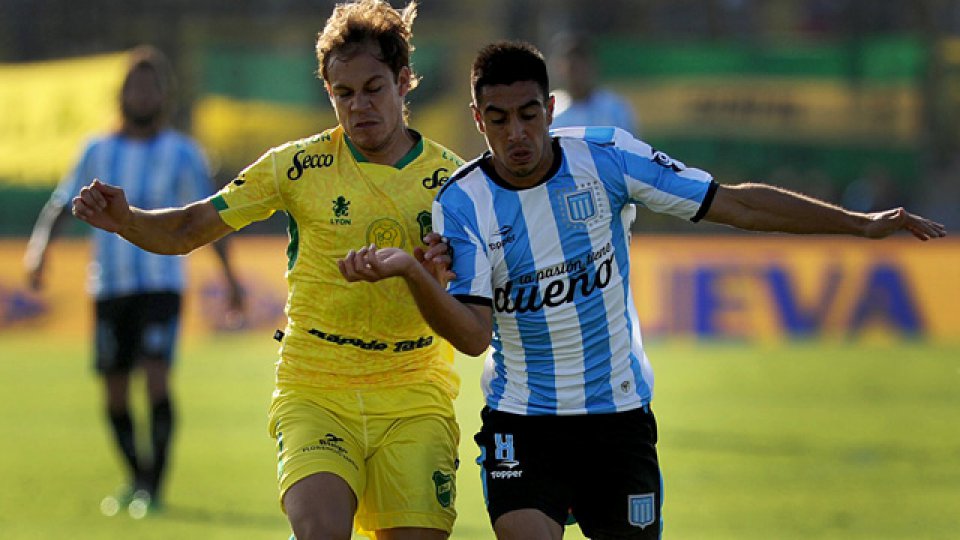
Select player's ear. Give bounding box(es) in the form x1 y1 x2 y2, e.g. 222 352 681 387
397 66 411 97
471 102 485 134
324 82 335 104
546 94 555 126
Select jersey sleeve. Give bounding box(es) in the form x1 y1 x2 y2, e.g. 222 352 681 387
210 147 285 230
609 128 716 221
432 189 492 304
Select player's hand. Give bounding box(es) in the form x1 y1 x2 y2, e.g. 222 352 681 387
72 179 133 234
864 207 947 241
338 244 416 283
23 253 44 291
414 232 456 286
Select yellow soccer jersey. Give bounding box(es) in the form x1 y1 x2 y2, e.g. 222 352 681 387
211 126 463 397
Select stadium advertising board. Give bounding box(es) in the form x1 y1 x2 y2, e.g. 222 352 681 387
0 237 956 342
0 53 127 186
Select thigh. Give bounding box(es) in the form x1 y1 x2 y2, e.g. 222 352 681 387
359 412 459 535
284 472 356 540
473 407 572 529
269 392 366 514
572 407 662 539
94 296 135 374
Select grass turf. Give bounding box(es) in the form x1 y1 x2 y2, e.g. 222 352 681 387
0 333 957 539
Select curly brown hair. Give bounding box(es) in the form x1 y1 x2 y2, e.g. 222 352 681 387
316 0 420 91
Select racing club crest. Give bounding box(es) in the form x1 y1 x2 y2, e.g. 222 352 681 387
565 189 596 222
628 493 656 529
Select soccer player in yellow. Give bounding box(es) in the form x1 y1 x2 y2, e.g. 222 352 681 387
70 1 463 539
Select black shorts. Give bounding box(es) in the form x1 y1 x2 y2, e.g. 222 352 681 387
94 292 181 374
474 405 661 538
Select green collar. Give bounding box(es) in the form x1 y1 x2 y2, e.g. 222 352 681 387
344 129 423 169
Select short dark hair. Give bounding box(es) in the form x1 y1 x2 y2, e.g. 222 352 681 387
471 40 549 103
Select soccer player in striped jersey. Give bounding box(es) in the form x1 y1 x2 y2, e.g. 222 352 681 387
24 45 244 516
71 2 463 539
338 40 946 539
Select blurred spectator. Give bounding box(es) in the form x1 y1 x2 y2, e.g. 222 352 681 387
22 45 243 518
548 32 639 135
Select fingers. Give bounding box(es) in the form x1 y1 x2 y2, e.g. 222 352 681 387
901 211 947 241
421 238 449 261
72 180 110 222
338 245 382 282
423 231 444 246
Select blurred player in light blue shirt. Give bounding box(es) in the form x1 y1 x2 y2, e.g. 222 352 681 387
24 45 243 517
549 32 639 135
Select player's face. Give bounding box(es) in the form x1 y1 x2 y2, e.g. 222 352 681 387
121 66 164 126
472 80 555 187
326 45 410 155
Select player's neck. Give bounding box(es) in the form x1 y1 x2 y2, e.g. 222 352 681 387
121 120 163 140
353 126 417 167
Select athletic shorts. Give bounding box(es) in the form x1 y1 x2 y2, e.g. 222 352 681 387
269 383 459 536
94 292 181 374
474 405 662 539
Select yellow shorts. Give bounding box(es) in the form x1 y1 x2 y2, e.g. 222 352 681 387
268 383 459 536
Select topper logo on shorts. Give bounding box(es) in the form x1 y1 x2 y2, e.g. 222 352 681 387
490 433 523 479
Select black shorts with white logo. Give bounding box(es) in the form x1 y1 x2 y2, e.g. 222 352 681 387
94 292 181 374
474 405 661 538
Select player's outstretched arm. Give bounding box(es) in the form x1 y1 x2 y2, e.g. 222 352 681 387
338 244 493 356
23 198 71 290
704 183 947 241
72 178 234 255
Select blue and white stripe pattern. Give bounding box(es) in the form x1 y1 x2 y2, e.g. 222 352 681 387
53 129 214 299
434 126 715 416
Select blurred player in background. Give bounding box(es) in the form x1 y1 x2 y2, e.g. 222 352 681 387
23 45 244 517
338 40 946 539
70 1 463 539
549 32 639 135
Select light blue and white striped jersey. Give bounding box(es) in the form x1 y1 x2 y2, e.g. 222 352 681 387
52 129 215 299
434 126 716 416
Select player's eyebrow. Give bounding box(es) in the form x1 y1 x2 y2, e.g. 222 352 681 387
482 99 541 115
330 74 387 91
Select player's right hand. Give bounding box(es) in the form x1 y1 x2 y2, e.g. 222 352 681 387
72 179 132 234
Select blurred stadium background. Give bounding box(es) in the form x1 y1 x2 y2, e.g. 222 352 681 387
1 1 958 539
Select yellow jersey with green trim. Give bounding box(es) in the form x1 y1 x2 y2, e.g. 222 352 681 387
212 126 463 397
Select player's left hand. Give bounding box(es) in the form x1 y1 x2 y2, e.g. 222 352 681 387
338 244 415 283
414 232 456 286
864 207 947 241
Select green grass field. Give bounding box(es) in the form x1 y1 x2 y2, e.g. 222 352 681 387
1 333 958 539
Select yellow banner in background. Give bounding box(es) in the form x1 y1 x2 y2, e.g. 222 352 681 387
0 53 127 186
193 95 336 177
0 237 957 343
